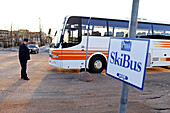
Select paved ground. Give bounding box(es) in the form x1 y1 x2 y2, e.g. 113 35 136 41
0 51 169 113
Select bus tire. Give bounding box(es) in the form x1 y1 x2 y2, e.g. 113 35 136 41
89 56 105 73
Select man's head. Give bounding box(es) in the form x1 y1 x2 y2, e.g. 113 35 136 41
23 38 29 45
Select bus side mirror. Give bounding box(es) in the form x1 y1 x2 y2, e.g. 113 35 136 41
54 31 57 36
48 28 51 35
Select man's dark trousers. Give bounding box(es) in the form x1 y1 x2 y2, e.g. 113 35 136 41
20 60 27 79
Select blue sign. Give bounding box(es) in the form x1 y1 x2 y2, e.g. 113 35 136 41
106 37 150 90
121 41 132 52
117 73 128 80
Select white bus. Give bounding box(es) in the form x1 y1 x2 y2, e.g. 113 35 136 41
49 15 170 73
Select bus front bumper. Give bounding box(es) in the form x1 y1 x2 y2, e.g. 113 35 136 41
49 58 62 68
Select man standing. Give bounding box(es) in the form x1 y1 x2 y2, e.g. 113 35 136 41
19 38 30 80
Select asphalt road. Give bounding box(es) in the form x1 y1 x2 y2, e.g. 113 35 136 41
0 51 169 113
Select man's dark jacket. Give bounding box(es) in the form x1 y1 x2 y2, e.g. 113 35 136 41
19 43 30 61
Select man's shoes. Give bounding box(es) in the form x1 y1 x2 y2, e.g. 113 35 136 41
23 77 30 80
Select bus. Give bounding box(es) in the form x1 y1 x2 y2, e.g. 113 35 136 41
49 15 170 73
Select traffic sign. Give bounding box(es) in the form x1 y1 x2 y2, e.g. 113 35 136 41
106 37 150 90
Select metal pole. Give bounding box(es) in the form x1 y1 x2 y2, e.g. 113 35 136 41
39 18 42 46
119 83 129 113
85 17 91 72
10 23 13 47
119 0 140 113
128 0 140 38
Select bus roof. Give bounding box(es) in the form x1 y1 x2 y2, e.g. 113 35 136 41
65 15 170 26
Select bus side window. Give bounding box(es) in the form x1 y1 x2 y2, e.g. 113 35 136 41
108 20 128 37
137 23 152 38
116 32 124 37
153 24 170 36
82 19 89 36
89 19 107 37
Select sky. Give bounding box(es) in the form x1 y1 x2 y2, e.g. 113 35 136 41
1 0 170 34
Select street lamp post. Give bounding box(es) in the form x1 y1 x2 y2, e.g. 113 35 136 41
39 18 42 46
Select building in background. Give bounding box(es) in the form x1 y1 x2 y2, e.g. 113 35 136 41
0 29 49 47
0 30 9 47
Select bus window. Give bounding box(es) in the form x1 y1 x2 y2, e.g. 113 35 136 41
82 19 107 37
136 23 152 38
82 18 89 36
90 19 107 36
62 17 82 48
63 29 79 43
153 24 170 36
108 20 129 37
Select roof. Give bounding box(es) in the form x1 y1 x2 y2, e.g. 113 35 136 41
65 15 170 25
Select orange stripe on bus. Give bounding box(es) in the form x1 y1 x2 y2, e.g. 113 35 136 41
51 50 108 53
154 44 170 45
50 50 108 60
153 41 170 43
155 46 170 48
51 56 90 60
51 50 108 55
52 52 108 56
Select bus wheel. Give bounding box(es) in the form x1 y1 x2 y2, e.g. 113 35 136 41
89 56 104 73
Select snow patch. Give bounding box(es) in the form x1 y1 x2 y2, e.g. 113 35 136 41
39 45 50 53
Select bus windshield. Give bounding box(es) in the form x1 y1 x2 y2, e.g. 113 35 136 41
62 17 82 48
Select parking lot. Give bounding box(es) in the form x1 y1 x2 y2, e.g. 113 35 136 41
0 51 169 113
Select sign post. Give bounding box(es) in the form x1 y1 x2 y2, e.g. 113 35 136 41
122 0 139 113
106 0 140 112
119 0 140 113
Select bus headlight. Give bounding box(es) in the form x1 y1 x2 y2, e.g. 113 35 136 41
53 55 58 58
